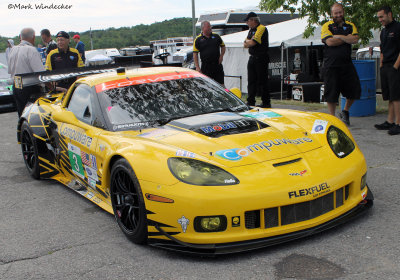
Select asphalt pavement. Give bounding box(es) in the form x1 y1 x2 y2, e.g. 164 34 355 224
0 104 399 280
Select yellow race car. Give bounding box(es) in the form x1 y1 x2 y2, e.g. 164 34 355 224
16 67 373 255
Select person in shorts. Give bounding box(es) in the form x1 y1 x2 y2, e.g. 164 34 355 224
375 6 400 135
321 3 361 125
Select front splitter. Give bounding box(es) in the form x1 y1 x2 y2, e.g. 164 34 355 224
148 189 374 256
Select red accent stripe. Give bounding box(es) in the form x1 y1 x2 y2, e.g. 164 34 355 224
95 71 204 93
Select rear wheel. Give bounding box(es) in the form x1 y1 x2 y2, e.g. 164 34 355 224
20 121 40 179
110 158 147 244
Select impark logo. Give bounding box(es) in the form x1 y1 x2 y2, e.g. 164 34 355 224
215 148 250 161
215 137 313 161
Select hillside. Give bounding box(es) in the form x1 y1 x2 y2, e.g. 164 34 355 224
0 17 197 51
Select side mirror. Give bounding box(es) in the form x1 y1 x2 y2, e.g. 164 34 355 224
52 110 92 131
230 87 242 99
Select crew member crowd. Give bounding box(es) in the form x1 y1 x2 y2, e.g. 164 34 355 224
4 3 400 137
6 27 85 115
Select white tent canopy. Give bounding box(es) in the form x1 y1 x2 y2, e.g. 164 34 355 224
222 17 322 48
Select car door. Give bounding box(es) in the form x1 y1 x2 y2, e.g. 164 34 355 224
62 83 106 198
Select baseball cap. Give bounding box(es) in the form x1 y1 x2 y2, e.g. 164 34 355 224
73 34 80 39
56 31 70 39
244 12 258 21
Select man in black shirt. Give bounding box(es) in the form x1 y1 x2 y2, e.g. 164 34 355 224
46 31 84 91
321 3 361 125
193 21 225 85
244 12 270 108
40 29 57 56
375 6 400 135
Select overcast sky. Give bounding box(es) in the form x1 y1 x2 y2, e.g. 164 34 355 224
0 0 261 37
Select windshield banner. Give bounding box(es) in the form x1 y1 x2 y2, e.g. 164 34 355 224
95 71 204 93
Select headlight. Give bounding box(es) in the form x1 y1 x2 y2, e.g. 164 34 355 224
194 216 227 232
361 173 367 190
168 157 239 186
327 126 355 158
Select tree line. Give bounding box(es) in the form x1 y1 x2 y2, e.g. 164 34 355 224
0 17 198 52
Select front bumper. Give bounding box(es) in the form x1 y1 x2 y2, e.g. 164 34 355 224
148 189 373 255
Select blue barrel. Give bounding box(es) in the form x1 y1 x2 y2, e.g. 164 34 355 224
341 60 376 116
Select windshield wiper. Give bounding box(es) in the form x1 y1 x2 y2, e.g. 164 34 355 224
156 116 187 126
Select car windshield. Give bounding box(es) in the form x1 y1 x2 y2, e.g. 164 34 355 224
98 76 247 131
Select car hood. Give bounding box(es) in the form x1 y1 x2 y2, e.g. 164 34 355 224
136 111 323 167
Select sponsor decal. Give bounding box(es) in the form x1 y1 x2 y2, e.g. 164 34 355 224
90 155 97 170
38 69 114 83
93 197 102 204
240 111 282 119
76 189 88 196
86 192 94 199
95 71 203 93
216 137 313 161
88 178 97 189
113 122 150 130
289 170 307 176
84 165 98 182
80 150 97 169
311 120 328 134
200 120 250 134
178 215 190 233
288 182 330 199
224 179 236 184
176 150 195 158
60 124 93 147
362 189 367 200
232 216 240 227
67 143 85 179
99 144 106 152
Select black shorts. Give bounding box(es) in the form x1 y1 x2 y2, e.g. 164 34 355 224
201 63 224 84
323 64 361 103
380 64 400 101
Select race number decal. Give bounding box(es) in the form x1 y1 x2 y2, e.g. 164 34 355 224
68 143 85 179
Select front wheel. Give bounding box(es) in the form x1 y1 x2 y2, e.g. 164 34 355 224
110 158 147 244
20 121 40 179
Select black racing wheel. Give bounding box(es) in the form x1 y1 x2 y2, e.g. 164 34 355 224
20 121 40 179
110 158 148 244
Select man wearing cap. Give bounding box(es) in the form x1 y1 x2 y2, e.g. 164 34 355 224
46 31 84 91
244 12 270 108
8 28 45 116
73 34 85 63
193 21 226 85
40 29 57 56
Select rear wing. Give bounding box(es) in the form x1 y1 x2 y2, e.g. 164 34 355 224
13 63 125 89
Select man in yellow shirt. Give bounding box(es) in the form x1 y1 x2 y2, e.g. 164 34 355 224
46 31 84 92
321 3 361 125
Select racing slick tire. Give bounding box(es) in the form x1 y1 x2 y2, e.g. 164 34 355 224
20 121 40 179
110 158 148 244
